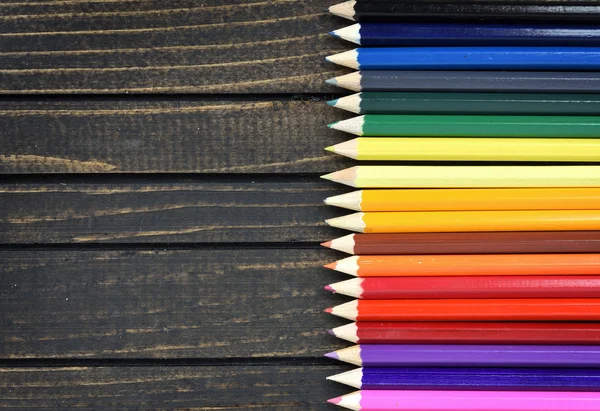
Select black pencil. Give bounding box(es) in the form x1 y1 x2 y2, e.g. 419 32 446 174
329 0 600 23
326 71 600 93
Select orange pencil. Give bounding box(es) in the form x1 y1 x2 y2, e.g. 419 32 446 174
327 299 600 321
326 210 600 233
325 254 600 277
325 188 600 212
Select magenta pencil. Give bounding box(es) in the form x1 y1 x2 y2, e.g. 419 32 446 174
329 390 600 411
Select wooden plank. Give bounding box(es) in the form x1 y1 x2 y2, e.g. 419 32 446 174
0 0 349 94
0 248 351 359
0 99 353 173
0 365 350 410
0 181 348 243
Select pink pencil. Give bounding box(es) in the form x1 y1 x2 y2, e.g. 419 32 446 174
328 390 600 411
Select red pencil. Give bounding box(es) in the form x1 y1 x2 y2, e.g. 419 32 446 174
326 298 600 321
325 276 600 299
329 322 600 345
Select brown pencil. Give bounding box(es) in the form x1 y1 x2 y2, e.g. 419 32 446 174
322 232 600 255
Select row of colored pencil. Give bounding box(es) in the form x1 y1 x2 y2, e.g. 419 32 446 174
322 2 600 410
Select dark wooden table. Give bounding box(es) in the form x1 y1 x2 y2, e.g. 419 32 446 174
0 1 359 408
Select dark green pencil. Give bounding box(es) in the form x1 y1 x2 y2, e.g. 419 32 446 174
329 114 600 138
329 92 600 115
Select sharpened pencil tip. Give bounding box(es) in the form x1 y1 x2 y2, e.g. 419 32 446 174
325 78 338 86
328 30 340 38
325 350 340 360
324 284 335 293
325 145 335 153
321 240 332 248
327 99 338 107
328 396 342 405
324 262 337 270
327 122 338 128
325 56 332 63
325 307 333 314
327 329 335 336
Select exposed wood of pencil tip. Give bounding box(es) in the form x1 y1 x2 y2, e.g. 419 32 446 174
325 255 360 276
329 1 357 21
328 300 360 321
327 139 360 159
330 322 359 343
325 191 363 211
326 278 364 298
328 391 361 409
329 116 365 135
326 212 366 233
330 24 361 45
326 49 360 70
326 344 362 366
323 234 356 254
328 93 363 113
321 166 359 187
327 72 362 91
327 368 363 389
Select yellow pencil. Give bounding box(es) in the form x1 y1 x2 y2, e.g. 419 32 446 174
326 138 600 162
326 210 600 233
321 166 600 188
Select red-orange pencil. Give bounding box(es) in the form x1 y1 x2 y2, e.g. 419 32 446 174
326 254 600 277
326 299 600 321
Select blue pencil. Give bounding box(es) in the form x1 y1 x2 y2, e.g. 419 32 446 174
328 367 600 391
331 23 600 46
326 47 600 70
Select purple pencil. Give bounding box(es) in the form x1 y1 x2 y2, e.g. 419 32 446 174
325 344 600 367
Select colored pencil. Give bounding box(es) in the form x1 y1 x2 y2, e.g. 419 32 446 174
326 138 600 161
326 211 600 233
321 166 600 188
326 344 600 367
322 212 600 256
325 276 600 299
328 367 600 391
323 232 600 255
326 47 600 71
326 254 600 277
329 0 600 23
324 189 600 212
328 390 600 411
327 299 600 321
328 92 600 115
329 115 600 138
331 23 600 47
327 71 600 93
329 322 600 345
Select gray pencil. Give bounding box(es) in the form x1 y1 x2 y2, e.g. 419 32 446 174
327 71 600 93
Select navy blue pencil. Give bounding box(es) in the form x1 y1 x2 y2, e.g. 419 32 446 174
328 367 600 391
331 23 600 46
326 47 600 71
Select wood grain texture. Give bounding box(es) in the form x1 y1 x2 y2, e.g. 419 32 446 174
0 365 349 409
0 0 349 94
0 99 352 173
0 248 350 359
0 180 348 243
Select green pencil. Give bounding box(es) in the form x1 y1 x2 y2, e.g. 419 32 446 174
329 114 600 137
328 92 600 115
